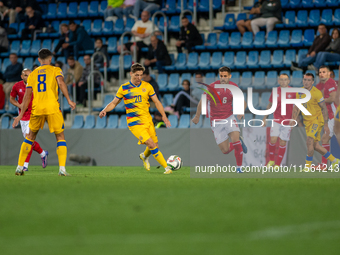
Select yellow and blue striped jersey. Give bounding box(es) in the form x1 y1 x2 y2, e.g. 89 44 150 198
27 64 63 115
296 86 324 124
116 80 156 127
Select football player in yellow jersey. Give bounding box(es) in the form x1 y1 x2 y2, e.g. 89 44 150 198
291 73 340 172
99 63 173 174
12 49 76 176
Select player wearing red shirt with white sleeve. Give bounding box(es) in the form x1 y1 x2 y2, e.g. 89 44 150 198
262 74 296 168
316 66 338 170
192 66 247 173
10 69 48 172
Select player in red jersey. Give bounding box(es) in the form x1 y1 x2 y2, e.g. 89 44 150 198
315 66 338 170
10 69 48 172
262 73 296 168
192 66 247 173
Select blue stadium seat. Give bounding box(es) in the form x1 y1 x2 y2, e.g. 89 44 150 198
291 70 303 87
321 9 333 26
281 0 290 8
198 0 209 12
107 37 117 53
24 58 33 69
190 116 203 128
71 115 84 129
158 16 169 32
266 71 278 89
335 9 340 25
202 117 210 128
108 55 119 72
115 100 125 112
163 94 173 106
326 0 338 6
168 73 180 91
222 52 234 68
92 19 103 36
206 33 218 50
57 3 67 19
83 115 96 129
99 1 107 16
236 12 247 22
78 56 85 67
272 50 284 68
250 92 260 109
247 51 259 69
229 32 241 49
217 32 229 49
260 92 271 110
42 39 52 51
333 69 339 80
278 30 290 47
124 55 132 69
259 50 271 68
46 3 57 19
302 0 314 7
290 29 303 47
165 0 177 14
240 71 252 90
20 40 31 56
180 73 191 84
113 18 124 34
176 0 188 12
82 20 92 34
7 23 19 39
125 18 135 32
168 115 178 128
103 21 113 35
241 32 253 48
48 20 60 38
303 29 315 46
107 115 118 128
314 0 327 7
78 2 89 17
195 34 205 50
198 52 211 70
211 52 222 69
309 10 320 27
89 1 99 17
178 114 190 128
290 0 301 8
253 31 265 48
284 49 296 67
95 115 107 129
265 31 278 47
175 53 187 70
230 72 240 84
298 49 309 63
157 73 168 91
169 16 180 32
205 72 216 84
296 10 308 27
284 11 296 28
118 115 128 129
1 116 9 129
68 2 78 18
253 71 265 89
165 53 175 71
62 96 71 112
223 14 236 30
187 52 199 70
10 41 20 55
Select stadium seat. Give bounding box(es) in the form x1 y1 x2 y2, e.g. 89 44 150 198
259 50 271 68
239 71 252 90
10 40 20 55
278 30 290 47
333 69 339 80
157 73 168 91
57 3 67 19
175 53 186 70
24 58 33 69
284 49 296 67
180 73 191 84
106 115 118 128
78 56 85 67
247 51 259 69
302 0 314 7
20 40 31 56
303 29 315 46
92 19 103 36
314 0 327 7
198 52 211 70
48 20 60 38
176 0 188 13
198 0 209 12
82 20 92 34
99 1 107 16
7 23 18 39
253 71 265 89
107 37 117 53
42 39 52 51
118 115 128 129
125 18 135 32
89 1 99 17
272 50 284 68
298 49 309 63
62 96 71 112
217 32 229 49
195 34 205 50
168 73 180 91
321 9 333 26
230 71 240 84
260 92 271 110
203 117 210 128
67 2 78 18
334 9 340 25
95 115 106 129
1 116 9 129
168 115 178 128
284 11 296 28
103 21 114 35
178 114 190 128
266 71 278 89
296 10 308 27
78 2 89 17
165 0 177 14
211 52 222 69
190 116 202 128
108 55 119 72
290 29 303 47
162 94 173 106
290 0 301 8
236 12 247 22
71 115 84 129
249 92 260 109
326 0 338 6
223 14 236 30
83 115 96 129
206 33 218 50
46 3 57 19
309 10 320 27
291 70 303 87
265 31 278 47
113 18 124 34
158 16 169 32
205 72 216 84
169 16 180 32
123 55 132 70
253 31 265 48
187 52 199 70
241 32 253 48
165 53 175 71
222 52 234 68
229 32 241 49
115 100 125 112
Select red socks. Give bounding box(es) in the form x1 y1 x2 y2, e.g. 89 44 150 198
269 142 276 161
275 145 287 166
231 141 243 167
322 144 330 165
24 141 43 163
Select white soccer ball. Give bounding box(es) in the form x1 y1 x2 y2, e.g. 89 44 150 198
166 155 182 171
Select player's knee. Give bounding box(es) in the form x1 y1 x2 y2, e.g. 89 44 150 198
279 139 287 146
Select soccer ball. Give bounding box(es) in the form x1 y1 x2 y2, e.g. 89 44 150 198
166 155 182 171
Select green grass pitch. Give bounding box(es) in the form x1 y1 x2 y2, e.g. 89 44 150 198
1 166 340 255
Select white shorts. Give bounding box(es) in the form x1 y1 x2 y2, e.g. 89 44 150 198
270 121 292 141
328 118 334 137
211 115 240 145
20 120 30 138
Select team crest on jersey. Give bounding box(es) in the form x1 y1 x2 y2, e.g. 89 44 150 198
19 89 22 92
142 88 146 92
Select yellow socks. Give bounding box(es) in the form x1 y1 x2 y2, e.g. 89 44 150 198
144 147 152 158
18 138 34 166
150 147 167 168
305 155 313 168
56 140 67 167
323 152 336 163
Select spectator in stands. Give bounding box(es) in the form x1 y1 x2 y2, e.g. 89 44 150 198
191 72 204 101
0 1 9 20
330 70 335 80
114 0 136 19
21 6 42 40
3 53 22 99
104 0 124 20
236 0 262 35
153 111 166 128
142 69 160 99
308 29 340 71
117 11 159 62
62 21 94 60
0 83 4 110
176 16 203 53
195 72 203 83
94 38 109 69
77 55 100 107
55 60 67 75
0 25 8 53
53 24 69 56
291 24 332 71
132 0 160 19
144 35 171 74
8 0 42 24
250 0 281 36
65 56 84 96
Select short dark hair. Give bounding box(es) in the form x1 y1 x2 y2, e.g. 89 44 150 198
195 72 203 77
67 56 75 61
280 73 290 79
55 61 63 68
95 38 103 42
318 23 326 28
61 23 68 28
38 48 53 60
181 16 188 20
305 73 315 80
319 65 331 71
182 79 191 86
219 66 231 74
143 69 150 75
131 63 145 73
9 53 17 57
69 21 76 26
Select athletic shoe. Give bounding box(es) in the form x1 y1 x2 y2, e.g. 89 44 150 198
239 136 248 154
15 167 24 176
164 166 173 174
41 151 48 168
291 62 303 71
236 167 243 173
139 153 150 171
266 160 275 168
23 167 28 172
58 170 71 176
331 159 340 172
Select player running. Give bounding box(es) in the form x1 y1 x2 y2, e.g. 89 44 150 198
192 66 247 173
10 68 48 171
290 73 339 172
315 66 338 170
263 73 296 168
13 49 76 176
99 63 173 174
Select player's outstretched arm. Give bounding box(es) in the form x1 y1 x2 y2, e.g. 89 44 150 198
151 95 171 127
192 99 202 124
99 97 121 118
12 88 32 128
57 76 76 110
